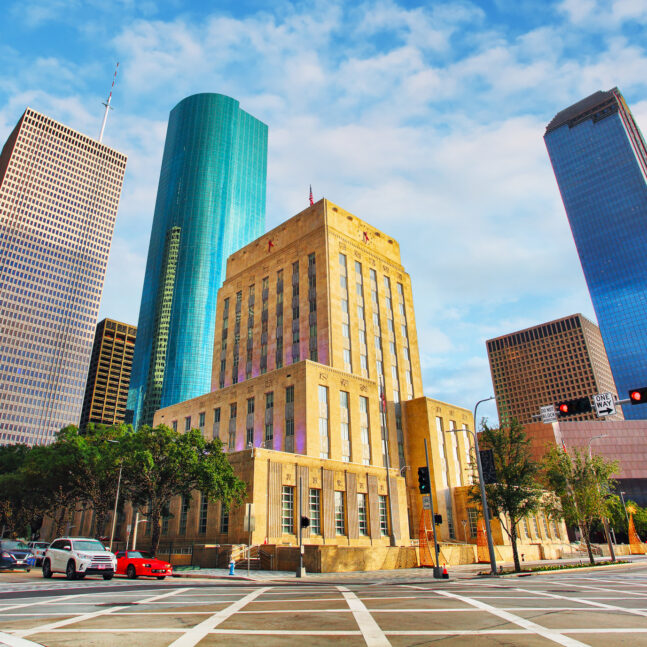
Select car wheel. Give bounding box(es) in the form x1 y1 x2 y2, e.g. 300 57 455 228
102 573 114 580
66 560 77 580
126 565 137 580
26 569 31 573
156 576 166 580
76 573 86 579
42 560 52 579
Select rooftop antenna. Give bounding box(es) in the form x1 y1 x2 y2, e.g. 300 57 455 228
98 62 119 143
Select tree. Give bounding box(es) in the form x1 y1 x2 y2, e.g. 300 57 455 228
122 424 246 553
0 444 39 537
56 424 132 538
543 446 617 565
470 420 543 572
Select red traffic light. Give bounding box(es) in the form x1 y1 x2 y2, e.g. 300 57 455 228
629 388 647 404
558 403 570 414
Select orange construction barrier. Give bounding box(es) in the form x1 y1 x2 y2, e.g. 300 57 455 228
418 509 436 567
476 517 490 564
628 512 646 555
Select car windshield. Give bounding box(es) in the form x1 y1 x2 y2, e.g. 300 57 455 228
128 551 153 559
34 542 49 549
2 541 28 550
72 540 105 552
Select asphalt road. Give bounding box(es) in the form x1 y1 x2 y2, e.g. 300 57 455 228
2 565 647 646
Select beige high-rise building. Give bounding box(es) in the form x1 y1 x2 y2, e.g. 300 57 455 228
80 318 137 429
0 108 127 445
154 199 424 548
487 313 622 425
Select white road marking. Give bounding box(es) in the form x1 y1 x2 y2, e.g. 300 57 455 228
12 586 190 638
0 632 48 647
513 585 647 618
338 586 391 647
0 593 83 613
434 589 589 647
166 587 270 647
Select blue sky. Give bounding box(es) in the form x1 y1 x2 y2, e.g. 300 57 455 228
2 0 647 426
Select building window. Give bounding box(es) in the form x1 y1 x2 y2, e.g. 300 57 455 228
309 489 321 535
213 407 221 440
179 495 189 535
228 402 237 450
184 416 191 432
467 508 478 537
265 391 274 446
358 493 368 535
282 486 294 534
340 390 350 462
220 507 229 534
359 396 371 465
199 412 205 428
199 493 208 534
334 491 345 535
318 385 329 459
172 420 177 432
379 495 389 536
285 385 295 452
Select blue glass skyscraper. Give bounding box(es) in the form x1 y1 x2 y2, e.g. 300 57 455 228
545 88 647 419
128 94 267 428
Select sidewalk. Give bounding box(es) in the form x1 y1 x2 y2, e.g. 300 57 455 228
174 554 647 584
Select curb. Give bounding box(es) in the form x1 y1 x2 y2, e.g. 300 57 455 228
492 558 646 577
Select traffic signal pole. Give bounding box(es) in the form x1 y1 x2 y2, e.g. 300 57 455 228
424 438 441 575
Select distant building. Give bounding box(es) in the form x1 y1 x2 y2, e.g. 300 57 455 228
128 93 268 429
0 108 126 445
545 88 647 420
487 314 622 425
80 319 137 429
523 420 647 507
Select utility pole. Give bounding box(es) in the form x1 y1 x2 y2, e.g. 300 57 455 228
424 438 441 577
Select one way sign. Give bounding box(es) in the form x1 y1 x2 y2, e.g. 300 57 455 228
593 392 616 418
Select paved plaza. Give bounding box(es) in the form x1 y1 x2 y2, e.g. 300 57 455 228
2 564 647 645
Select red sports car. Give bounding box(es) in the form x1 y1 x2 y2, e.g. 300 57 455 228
115 551 173 580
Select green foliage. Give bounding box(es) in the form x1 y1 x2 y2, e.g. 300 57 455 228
121 424 246 552
543 446 617 564
0 423 245 547
470 420 543 572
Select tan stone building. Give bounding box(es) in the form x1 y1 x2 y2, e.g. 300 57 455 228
487 314 622 425
152 199 424 549
63 199 570 568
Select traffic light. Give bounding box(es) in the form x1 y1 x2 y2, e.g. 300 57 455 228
434 514 443 525
417 466 431 494
300 516 310 529
556 396 592 417
629 387 647 404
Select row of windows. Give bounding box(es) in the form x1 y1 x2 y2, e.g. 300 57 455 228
282 486 389 537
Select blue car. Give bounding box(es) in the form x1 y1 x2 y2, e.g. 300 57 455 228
0 539 33 571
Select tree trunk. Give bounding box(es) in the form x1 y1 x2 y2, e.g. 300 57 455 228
150 506 162 554
582 525 595 565
511 525 521 572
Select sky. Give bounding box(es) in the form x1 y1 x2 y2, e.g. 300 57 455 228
1 0 647 427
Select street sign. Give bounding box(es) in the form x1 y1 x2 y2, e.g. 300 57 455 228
244 503 255 532
540 404 557 423
422 495 431 510
593 392 616 417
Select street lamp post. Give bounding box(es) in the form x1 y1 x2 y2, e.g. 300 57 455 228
447 396 498 576
620 491 630 526
107 440 123 552
588 434 615 562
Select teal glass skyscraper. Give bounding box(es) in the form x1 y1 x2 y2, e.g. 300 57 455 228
128 94 267 428
545 88 647 420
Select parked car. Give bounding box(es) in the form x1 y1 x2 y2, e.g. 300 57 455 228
42 537 117 580
0 539 32 572
27 541 50 566
115 550 173 580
